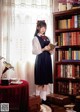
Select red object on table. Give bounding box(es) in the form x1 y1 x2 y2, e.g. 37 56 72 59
0 80 29 112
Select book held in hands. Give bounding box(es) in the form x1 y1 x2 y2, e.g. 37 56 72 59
49 42 57 50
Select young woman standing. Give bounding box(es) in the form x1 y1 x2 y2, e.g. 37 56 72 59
32 21 54 104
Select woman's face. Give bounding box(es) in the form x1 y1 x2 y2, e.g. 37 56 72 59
39 27 46 35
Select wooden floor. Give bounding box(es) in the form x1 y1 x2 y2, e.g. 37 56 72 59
29 95 78 112
40 104 66 112
50 105 66 112
50 105 78 112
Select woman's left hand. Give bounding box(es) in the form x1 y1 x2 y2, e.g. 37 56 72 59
49 48 55 54
46 44 51 51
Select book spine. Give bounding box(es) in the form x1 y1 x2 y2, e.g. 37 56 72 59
78 15 80 28
74 15 78 28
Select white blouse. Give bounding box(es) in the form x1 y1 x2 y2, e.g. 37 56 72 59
32 36 54 55
32 36 42 55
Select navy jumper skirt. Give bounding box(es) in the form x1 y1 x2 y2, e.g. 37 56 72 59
34 35 53 85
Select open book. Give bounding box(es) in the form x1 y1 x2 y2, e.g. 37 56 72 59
49 42 57 50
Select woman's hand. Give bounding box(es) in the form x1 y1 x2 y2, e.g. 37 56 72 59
44 45 50 51
42 45 50 52
49 48 55 54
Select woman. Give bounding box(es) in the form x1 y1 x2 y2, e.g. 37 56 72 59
32 20 53 104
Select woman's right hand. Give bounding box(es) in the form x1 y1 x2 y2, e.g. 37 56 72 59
44 45 50 51
42 45 50 52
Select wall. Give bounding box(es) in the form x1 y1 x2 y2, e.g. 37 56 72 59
53 0 58 12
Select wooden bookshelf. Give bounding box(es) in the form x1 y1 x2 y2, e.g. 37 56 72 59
55 28 80 33
53 8 80 96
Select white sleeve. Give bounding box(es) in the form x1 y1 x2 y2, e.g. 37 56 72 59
32 36 42 55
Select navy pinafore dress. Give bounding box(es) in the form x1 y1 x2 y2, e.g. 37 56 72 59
34 35 53 85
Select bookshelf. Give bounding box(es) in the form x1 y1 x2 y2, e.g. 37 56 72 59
53 8 80 96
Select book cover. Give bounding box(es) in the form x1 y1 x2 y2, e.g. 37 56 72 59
49 42 57 50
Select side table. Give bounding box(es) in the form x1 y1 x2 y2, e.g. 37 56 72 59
0 80 29 112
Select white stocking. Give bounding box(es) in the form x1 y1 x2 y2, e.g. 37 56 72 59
36 90 40 96
40 91 47 101
47 85 50 95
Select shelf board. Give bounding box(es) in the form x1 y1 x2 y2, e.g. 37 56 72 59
55 60 80 64
53 8 80 17
56 45 80 49
56 77 80 82
55 28 80 33
57 93 77 96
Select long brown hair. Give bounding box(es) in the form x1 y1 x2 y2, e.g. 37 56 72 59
34 20 47 36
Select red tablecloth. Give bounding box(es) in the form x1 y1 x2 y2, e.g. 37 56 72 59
0 80 29 112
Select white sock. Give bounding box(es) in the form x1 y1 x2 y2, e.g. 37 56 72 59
40 91 47 101
47 85 50 95
36 90 40 96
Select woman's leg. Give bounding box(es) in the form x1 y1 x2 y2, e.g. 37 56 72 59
36 85 50 102
35 85 43 96
40 85 47 101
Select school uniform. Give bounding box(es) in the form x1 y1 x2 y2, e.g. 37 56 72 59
32 34 53 85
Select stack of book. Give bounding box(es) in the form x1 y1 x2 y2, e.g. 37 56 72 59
72 1 80 9
58 3 67 11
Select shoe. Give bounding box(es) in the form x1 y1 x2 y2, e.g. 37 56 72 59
41 99 49 105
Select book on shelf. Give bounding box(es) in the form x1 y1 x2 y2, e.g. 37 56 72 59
58 3 67 11
57 49 80 61
72 2 80 9
58 15 80 29
57 81 80 95
67 2 72 10
58 32 80 46
57 64 80 78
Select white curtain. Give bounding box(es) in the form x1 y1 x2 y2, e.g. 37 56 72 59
0 0 53 95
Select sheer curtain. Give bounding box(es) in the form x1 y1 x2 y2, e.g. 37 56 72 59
0 0 53 95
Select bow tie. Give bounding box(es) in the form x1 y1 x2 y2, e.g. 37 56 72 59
41 36 47 40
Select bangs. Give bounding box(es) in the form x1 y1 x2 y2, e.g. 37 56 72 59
37 21 47 28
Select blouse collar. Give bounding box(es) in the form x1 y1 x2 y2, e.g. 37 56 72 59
37 33 42 37
37 33 47 39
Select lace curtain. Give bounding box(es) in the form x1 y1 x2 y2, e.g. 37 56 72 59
0 0 53 94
